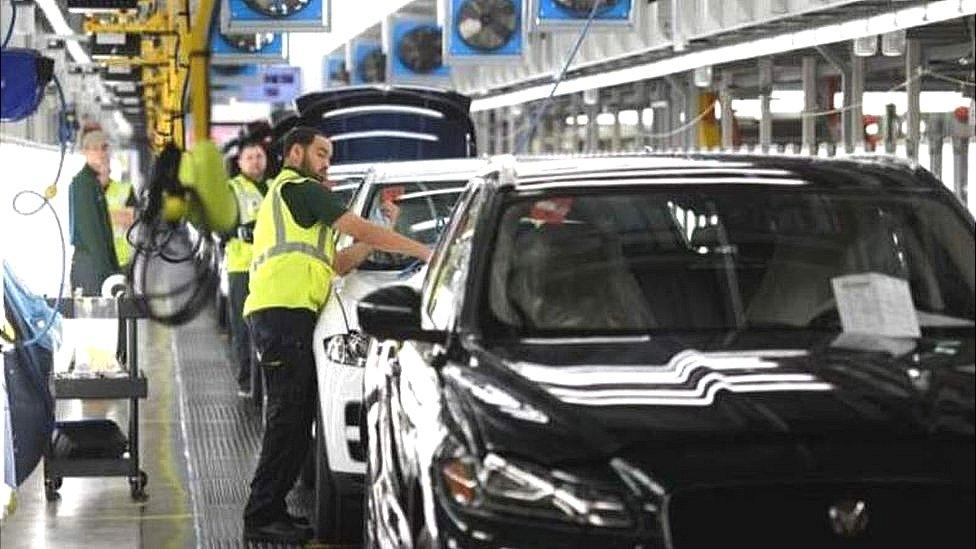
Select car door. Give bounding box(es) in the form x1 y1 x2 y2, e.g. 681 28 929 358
383 184 486 534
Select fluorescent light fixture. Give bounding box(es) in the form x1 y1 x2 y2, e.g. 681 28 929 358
330 130 438 142
212 99 272 124
471 0 976 112
596 112 616 126
618 110 640 126
323 105 445 119
35 0 91 64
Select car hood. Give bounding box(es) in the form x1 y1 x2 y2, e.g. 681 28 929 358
447 330 975 485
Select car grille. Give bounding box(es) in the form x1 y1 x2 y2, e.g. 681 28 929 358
667 482 974 548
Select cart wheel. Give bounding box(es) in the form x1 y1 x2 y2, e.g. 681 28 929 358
45 478 61 501
129 471 148 500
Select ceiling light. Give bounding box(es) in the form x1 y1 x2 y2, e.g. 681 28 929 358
470 0 976 112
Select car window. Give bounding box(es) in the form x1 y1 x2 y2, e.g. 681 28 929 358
487 186 975 335
357 180 466 271
329 179 364 206
426 188 485 330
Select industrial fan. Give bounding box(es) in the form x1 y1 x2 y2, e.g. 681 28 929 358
447 0 524 62
358 47 386 83
397 25 444 74
222 0 329 33
457 0 518 51
552 0 618 15
534 0 633 28
220 32 277 53
242 0 313 16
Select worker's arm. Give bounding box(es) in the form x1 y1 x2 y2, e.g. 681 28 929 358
333 213 432 262
333 242 375 276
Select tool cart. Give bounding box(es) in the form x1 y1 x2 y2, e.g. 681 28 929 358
43 295 148 501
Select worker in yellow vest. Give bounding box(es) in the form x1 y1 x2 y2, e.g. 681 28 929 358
242 127 431 544
225 139 269 397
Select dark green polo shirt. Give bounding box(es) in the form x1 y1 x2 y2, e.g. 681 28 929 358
279 170 347 229
69 163 119 279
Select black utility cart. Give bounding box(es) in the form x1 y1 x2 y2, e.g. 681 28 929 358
43 295 148 501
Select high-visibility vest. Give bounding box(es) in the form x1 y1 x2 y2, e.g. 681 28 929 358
104 180 133 267
225 174 266 273
243 168 336 316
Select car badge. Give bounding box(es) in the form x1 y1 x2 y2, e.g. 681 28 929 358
828 499 869 537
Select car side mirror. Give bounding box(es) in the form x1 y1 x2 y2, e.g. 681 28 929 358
357 285 446 344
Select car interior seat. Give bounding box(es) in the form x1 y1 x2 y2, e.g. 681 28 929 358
505 223 654 331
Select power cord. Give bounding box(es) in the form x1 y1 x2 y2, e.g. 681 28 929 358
10 74 70 348
515 0 605 154
1 0 15 50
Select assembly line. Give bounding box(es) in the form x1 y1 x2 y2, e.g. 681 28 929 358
1 1 974 548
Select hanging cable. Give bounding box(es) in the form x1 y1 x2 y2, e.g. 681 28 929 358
515 0 605 154
1 0 15 50
10 75 70 348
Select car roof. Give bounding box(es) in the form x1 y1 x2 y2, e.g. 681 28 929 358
488 152 931 191
369 157 488 183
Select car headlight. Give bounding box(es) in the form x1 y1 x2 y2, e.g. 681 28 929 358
324 331 369 367
439 453 632 528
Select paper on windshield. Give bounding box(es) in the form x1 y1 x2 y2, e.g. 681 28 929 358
831 273 921 338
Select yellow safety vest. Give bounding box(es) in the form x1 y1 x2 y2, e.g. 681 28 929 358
225 174 266 273
243 168 336 316
105 180 133 267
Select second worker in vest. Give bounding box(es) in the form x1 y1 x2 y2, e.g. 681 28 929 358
241 127 432 544
225 138 269 397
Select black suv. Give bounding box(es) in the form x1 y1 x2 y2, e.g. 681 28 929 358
358 154 975 549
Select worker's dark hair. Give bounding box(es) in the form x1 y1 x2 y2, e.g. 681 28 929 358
238 136 266 154
281 126 325 157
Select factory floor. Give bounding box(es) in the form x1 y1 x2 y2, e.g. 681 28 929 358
0 310 321 548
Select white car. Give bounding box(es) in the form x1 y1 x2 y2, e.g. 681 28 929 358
312 157 485 540
217 163 370 405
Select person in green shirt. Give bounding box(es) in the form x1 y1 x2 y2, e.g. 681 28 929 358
242 127 430 543
225 139 269 397
69 129 120 296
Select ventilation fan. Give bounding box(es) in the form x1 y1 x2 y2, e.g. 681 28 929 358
533 0 633 29
388 17 450 82
220 31 277 53
243 0 312 16
397 25 443 74
222 0 329 33
446 0 524 62
211 16 287 65
457 0 517 51
358 47 386 83
552 0 618 15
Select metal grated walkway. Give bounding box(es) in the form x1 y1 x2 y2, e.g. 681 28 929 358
172 311 315 548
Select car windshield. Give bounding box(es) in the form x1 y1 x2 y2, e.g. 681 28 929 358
359 181 466 271
329 178 364 206
487 185 975 335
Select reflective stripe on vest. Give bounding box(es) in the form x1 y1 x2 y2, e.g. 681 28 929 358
243 170 335 316
225 175 266 273
250 187 331 270
105 180 133 266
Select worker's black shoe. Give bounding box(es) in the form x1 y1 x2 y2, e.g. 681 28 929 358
243 520 311 544
287 512 310 528
287 513 313 537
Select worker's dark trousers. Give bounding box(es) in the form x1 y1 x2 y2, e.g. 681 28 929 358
243 307 317 527
227 272 252 389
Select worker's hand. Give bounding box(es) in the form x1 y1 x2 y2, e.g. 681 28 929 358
95 162 111 186
379 200 400 226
